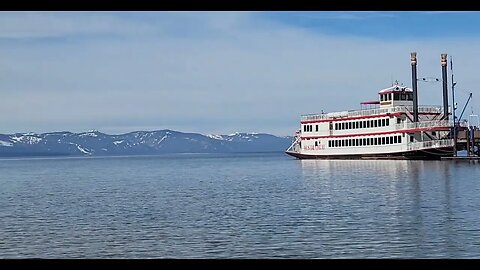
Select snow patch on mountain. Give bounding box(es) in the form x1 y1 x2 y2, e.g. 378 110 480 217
79 131 99 137
158 135 168 143
77 145 91 155
0 140 13 147
205 134 224 140
113 140 124 145
10 134 43 144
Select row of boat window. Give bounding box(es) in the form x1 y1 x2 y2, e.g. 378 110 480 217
303 124 318 132
380 92 413 101
303 118 391 133
325 135 402 148
335 118 389 130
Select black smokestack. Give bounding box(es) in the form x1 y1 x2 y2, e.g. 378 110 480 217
441 54 449 120
411 52 419 122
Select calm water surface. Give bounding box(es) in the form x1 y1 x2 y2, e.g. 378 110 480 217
1 153 480 258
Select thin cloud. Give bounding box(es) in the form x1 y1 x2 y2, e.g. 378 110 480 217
0 12 156 39
294 12 398 21
0 12 479 136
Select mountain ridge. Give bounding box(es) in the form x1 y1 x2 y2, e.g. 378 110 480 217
0 129 293 157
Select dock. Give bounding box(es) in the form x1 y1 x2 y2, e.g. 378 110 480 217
441 156 480 160
442 126 480 160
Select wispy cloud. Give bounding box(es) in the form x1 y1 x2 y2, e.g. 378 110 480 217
0 12 159 39
294 12 398 21
0 12 479 136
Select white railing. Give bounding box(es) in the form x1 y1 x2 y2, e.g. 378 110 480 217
301 105 443 122
395 120 453 130
407 139 454 151
286 136 301 153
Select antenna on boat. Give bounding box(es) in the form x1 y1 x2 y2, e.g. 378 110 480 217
450 55 457 156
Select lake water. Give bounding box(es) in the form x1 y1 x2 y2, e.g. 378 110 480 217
1 153 480 258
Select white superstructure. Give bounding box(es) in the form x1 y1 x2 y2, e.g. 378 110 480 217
286 82 456 160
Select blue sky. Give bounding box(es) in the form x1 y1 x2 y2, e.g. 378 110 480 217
1 11 479 136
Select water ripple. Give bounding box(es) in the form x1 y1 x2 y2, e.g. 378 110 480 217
1 154 480 258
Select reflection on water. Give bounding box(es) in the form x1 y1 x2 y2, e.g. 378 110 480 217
298 159 480 258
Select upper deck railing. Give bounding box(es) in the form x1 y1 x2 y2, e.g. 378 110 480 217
301 105 443 122
407 139 454 151
396 120 453 130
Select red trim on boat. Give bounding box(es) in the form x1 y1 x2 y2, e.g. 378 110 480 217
301 112 402 124
360 101 380 105
300 126 450 140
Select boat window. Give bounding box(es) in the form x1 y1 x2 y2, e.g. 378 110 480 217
335 123 338 130
380 94 384 101
355 122 359 129
316 125 318 132
382 119 386 126
394 93 400 100
407 93 413 100
401 93 406 100
386 119 389 126
410 135 414 142
398 136 402 143
370 138 374 145
382 137 386 145
394 136 398 143
329 122 333 130
366 121 370 128
397 118 402 124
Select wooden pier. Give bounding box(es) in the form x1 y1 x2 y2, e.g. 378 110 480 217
442 156 480 160
441 126 480 160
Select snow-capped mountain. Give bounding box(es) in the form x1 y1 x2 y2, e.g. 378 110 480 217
0 129 293 157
